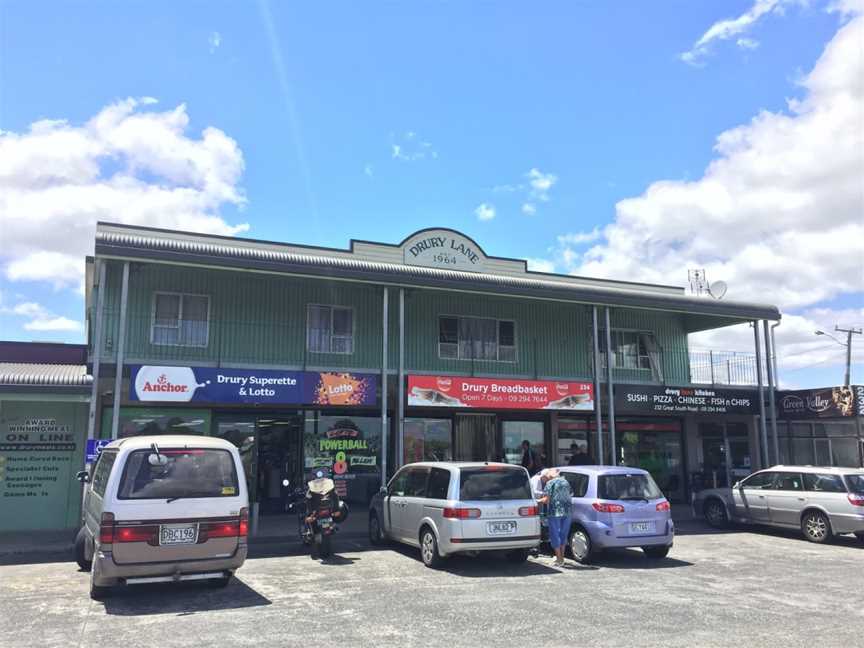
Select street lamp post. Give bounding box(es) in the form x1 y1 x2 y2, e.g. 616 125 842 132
815 326 862 386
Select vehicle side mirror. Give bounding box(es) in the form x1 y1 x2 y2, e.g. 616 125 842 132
76 470 90 484
379 486 388 495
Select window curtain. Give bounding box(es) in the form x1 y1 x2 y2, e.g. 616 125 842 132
640 333 664 382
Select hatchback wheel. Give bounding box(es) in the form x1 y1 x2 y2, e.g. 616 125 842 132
801 510 832 544
568 527 593 564
420 528 443 569
643 545 670 559
368 513 385 546
703 498 729 529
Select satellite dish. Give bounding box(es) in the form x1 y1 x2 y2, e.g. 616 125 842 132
708 281 728 300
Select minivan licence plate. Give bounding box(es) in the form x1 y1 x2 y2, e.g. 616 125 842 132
628 521 655 535
487 521 517 536
160 524 198 546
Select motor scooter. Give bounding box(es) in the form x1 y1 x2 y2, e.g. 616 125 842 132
286 470 348 559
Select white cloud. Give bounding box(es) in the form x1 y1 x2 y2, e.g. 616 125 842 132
521 203 537 216
208 31 222 54
552 12 864 382
475 203 496 221
390 132 437 161
680 0 794 65
736 37 760 50
5 301 82 332
562 14 864 309
525 257 556 273
557 228 602 246
526 168 557 201
0 97 249 293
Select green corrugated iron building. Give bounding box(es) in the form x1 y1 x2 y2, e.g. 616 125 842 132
86 223 786 534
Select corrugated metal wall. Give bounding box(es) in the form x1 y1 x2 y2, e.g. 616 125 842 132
94 260 691 383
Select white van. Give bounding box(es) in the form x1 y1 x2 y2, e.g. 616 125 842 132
75 435 249 600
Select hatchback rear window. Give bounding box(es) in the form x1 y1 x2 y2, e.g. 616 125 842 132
459 467 531 501
845 474 864 494
118 449 239 500
598 473 663 500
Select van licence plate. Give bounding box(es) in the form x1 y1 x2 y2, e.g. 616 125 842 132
628 521 655 535
487 521 517 536
160 524 198 546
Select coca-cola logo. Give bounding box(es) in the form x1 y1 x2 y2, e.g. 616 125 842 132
555 383 569 396
142 373 189 393
437 377 452 393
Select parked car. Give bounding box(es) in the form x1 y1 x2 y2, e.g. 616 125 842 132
368 462 540 568
74 435 249 600
556 466 674 563
692 465 864 544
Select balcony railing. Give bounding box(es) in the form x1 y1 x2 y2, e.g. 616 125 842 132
688 349 760 386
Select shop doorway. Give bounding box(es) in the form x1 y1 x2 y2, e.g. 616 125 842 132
698 422 751 490
454 414 497 461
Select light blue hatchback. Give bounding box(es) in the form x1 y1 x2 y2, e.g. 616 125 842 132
556 465 674 563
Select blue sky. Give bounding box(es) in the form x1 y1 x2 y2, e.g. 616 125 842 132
1 1 861 387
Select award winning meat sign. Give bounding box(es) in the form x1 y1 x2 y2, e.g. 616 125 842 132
407 375 594 410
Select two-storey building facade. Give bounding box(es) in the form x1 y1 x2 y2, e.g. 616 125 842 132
86 223 783 534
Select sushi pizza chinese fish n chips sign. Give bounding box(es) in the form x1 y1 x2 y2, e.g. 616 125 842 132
407 375 594 410
129 366 377 406
401 229 487 272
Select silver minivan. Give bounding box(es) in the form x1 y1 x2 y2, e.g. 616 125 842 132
75 435 249 599
368 462 541 568
693 465 864 544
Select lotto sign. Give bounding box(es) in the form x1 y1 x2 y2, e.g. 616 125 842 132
407 375 594 410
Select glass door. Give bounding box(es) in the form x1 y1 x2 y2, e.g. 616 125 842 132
454 414 496 461
502 420 545 471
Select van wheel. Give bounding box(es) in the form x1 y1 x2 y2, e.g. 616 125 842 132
207 574 233 588
568 527 593 564
74 528 92 572
420 528 443 569
368 512 385 546
643 545 670 559
703 498 729 529
801 510 832 543
89 562 109 601
506 549 530 564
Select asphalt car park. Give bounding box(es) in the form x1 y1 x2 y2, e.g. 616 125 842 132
1 522 861 648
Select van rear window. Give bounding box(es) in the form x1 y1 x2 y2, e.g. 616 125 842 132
118 449 239 500
459 467 531 501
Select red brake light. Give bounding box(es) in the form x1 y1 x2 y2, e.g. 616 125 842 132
848 493 864 507
656 500 671 512
519 506 538 517
592 502 625 513
239 507 249 537
443 507 482 519
116 525 158 543
203 521 241 539
99 512 115 544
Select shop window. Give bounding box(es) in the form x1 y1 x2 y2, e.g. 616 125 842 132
307 305 354 354
830 437 861 468
438 316 516 362
304 414 381 506
151 292 210 347
598 330 663 381
616 421 684 502
101 407 211 439
502 420 545 469
427 468 452 499
404 418 452 463
558 418 592 465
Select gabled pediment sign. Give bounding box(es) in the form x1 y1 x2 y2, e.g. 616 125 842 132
400 228 487 273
